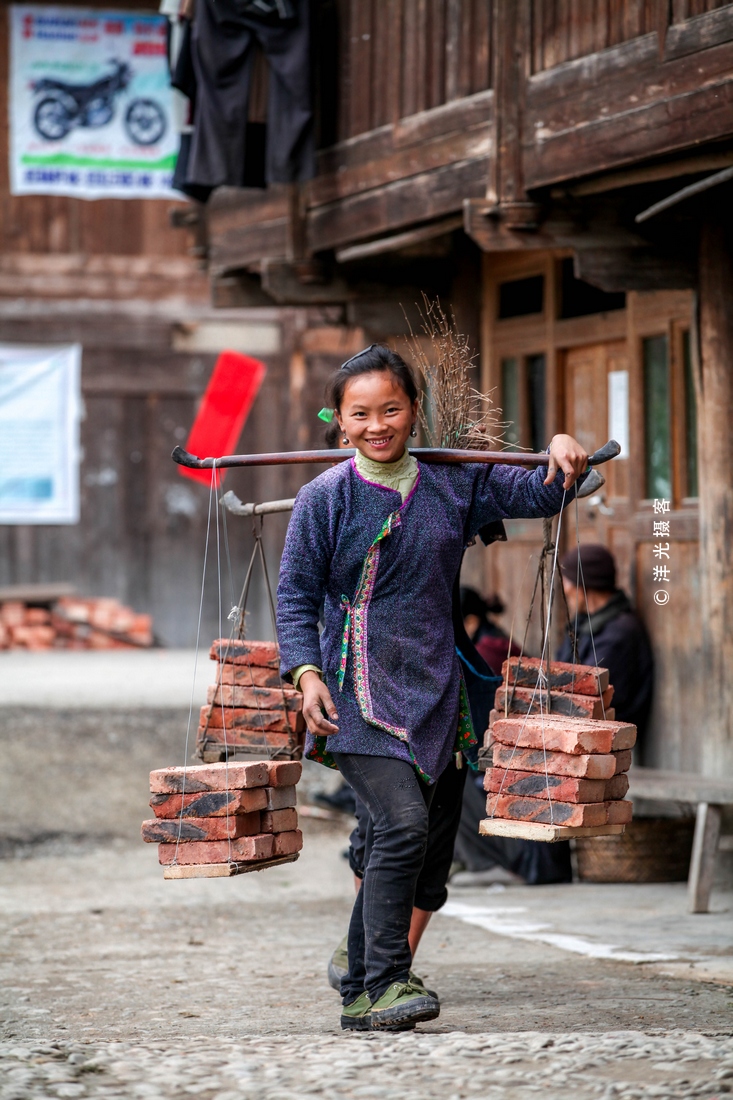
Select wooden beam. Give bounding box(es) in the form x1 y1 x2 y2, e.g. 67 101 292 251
307 124 490 207
574 248 696 292
162 853 299 879
524 36 733 189
307 157 488 253
488 0 532 208
260 260 351 305
335 215 463 263
463 199 646 253
628 767 733 805
207 186 291 274
665 4 733 61
688 803 722 913
479 819 626 843
698 209 733 780
561 151 733 200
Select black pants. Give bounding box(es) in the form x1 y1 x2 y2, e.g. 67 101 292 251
349 757 467 912
187 0 314 188
333 753 436 1005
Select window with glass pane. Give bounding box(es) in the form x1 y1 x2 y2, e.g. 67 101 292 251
643 335 672 500
682 331 698 498
526 354 546 453
502 357 521 447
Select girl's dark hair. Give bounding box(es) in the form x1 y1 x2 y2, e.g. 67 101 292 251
327 344 418 412
324 418 341 448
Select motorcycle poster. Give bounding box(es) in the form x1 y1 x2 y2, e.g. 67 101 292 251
9 5 178 200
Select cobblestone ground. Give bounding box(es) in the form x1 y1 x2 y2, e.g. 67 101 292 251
1 709 732 1099
2 1031 733 1100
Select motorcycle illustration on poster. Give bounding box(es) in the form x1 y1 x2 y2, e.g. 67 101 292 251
9 5 178 199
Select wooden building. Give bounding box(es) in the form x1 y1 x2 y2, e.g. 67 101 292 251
197 0 733 779
0 0 349 646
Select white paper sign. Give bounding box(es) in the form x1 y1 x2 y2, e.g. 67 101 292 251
9 5 178 199
0 344 82 524
608 369 629 458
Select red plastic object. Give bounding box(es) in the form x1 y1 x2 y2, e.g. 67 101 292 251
179 351 266 485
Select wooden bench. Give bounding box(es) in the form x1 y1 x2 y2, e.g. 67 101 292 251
627 767 733 914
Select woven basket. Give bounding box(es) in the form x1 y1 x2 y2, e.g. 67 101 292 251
575 816 695 883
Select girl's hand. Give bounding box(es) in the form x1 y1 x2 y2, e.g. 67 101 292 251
300 670 339 736
544 434 589 490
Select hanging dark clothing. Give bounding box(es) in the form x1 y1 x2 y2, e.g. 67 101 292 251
557 589 654 748
176 0 314 197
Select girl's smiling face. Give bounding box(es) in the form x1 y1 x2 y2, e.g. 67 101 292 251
337 371 418 464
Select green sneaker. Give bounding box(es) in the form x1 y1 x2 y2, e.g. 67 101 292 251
340 990 372 1031
329 934 438 1001
370 980 440 1030
409 970 439 1001
328 935 348 991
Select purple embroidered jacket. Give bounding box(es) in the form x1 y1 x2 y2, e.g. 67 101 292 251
277 457 581 783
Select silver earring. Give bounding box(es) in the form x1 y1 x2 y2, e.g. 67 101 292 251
410 425 417 437
342 435 349 445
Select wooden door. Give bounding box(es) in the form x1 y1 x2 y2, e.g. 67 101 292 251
563 342 633 594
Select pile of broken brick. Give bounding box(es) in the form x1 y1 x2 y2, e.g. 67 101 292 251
480 656 635 830
196 638 305 763
143 759 303 875
0 596 153 650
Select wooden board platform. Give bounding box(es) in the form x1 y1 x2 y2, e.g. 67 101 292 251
162 853 299 879
479 818 626 843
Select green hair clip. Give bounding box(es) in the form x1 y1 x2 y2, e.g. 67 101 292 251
317 407 335 423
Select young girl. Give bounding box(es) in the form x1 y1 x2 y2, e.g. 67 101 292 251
276 345 588 1032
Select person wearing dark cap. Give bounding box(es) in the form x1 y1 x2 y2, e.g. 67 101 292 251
558 544 654 750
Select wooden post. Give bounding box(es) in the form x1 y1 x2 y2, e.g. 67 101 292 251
698 212 733 779
687 802 722 913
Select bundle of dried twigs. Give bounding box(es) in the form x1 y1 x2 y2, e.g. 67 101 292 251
405 297 507 451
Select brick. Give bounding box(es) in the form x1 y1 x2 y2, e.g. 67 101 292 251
217 663 283 688
272 829 303 857
486 793 610 827
25 608 51 625
494 684 614 720
492 715 636 755
0 601 26 626
11 624 55 649
261 807 298 833
605 774 630 800
491 743 619 780
142 812 261 843
209 638 279 668
612 750 632 774
503 657 609 696
484 768 608 804
267 760 302 787
606 799 633 824
264 785 297 810
197 727 295 749
201 705 304 733
149 761 269 794
206 684 302 711
149 788 267 818
158 834 275 865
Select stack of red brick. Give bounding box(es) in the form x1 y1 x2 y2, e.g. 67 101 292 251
142 760 303 868
483 656 635 829
0 597 152 650
197 639 304 761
